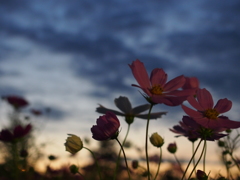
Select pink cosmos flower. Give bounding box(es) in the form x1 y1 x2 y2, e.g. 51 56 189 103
0 124 32 142
170 116 226 141
2 95 29 109
129 59 195 106
181 88 240 130
91 112 120 141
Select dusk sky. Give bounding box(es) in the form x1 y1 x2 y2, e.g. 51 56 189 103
0 0 240 172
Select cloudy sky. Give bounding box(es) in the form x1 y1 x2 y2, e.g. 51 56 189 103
0 0 240 171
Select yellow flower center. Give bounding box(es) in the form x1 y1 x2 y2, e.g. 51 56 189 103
150 85 163 95
204 109 219 119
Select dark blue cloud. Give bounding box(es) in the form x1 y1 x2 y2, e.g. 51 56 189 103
0 0 239 102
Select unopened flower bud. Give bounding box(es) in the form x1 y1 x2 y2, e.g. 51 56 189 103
65 134 83 154
218 140 225 147
196 170 208 180
150 133 164 148
132 160 139 169
225 129 231 133
69 164 78 174
167 142 177 154
48 155 57 161
19 149 28 158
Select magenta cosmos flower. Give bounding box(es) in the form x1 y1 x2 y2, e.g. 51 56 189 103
2 95 29 109
170 116 226 141
91 112 120 141
181 88 240 130
129 59 195 106
0 124 32 142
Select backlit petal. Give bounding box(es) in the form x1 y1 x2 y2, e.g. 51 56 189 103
150 68 167 86
132 104 150 114
187 95 205 111
163 75 185 91
197 88 213 109
181 104 203 118
114 96 132 114
214 98 232 114
129 59 151 89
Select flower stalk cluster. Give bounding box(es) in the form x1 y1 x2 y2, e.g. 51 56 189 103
64 59 240 180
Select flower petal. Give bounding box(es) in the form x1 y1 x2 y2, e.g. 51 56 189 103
96 105 125 116
197 88 214 109
136 112 167 119
129 59 151 89
114 96 132 114
132 104 150 114
153 96 187 106
214 98 232 114
187 95 205 111
216 116 240 129
181 104 203 118
150 68 167 87
163 75 185 92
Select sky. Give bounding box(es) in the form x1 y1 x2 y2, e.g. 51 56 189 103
0 0 240 173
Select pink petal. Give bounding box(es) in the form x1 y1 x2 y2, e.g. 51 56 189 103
187 95 205 111
214 98 232 114
197 88 214 109
216 116 240 129
181 104 203 118
153 96 186 106
163 75 185 92
150 68 167 87
192 117 211 128
129 59 151 89
182 77 199 89
165 89 195 96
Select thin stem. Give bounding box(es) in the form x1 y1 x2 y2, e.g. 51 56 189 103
192 142 196 176
153 147 162 180
181 140 203 180
145 104 154 180
116 138 132 180
188 139 207 180
12 142 19 180
83 147 102 180
203 141 207 172
174 153 184 174
113 124 131 180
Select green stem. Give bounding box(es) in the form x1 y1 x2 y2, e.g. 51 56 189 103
83 147 102 180
153 147 162 180
187 139 207 180
113 124 131 180
174 153 184 174
145 104 154 180
192 142 196 176
115 138 132 180
203 141 207 172
12 142 19 180
181 140 203 180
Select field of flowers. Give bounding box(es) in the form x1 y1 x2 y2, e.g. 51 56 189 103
0 60 240 180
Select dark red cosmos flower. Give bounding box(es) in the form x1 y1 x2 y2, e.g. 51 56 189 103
91 112 120 141
170 116 227 141
182 88 240 130
0 124 32 142
30 109 42 116
2 95 29 109
129 59 195 106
